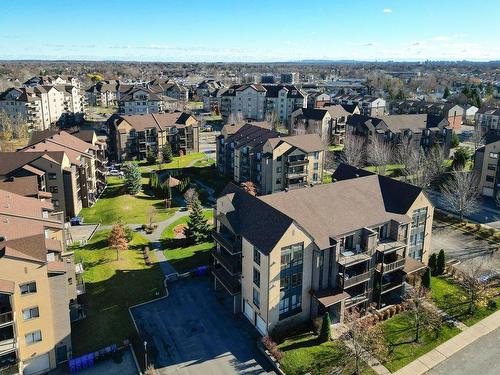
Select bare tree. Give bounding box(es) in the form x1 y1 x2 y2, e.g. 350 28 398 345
405 285 443 343
367 137 392 175
340 133 366 168
456 260 490 315
183 188 199 210
397 144 445 189
469 125 485 152
240 181 257 196
441 170 480 220
147 206 157 230
342 308 388 375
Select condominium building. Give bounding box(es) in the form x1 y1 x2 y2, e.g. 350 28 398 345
280 73 299 84
0 84 85 131
211 165 431 335
390 100 464 129
0 189 80 374
148 79 189 102
216 123 324 194
220 84 307 126
85 80 121 107
332 94 386 117
108 112 199 161
475 106 500 133
290 104 351 145
117 87 165 115
23 75 80 89
346 113 452 156
473 132 500 199
20 130 107 215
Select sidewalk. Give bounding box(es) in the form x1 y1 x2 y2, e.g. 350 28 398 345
393 309 500 375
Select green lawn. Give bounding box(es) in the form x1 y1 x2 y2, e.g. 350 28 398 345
328 144 344 152
138 152 207 171
381 311 460 372
431 276 500 326
364 164 403 177
278 333 375 375
80 177 177 224
72 230 164 354
161 210 214 273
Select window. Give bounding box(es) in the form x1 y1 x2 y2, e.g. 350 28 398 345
280 243 303 269
276 178 282 185
20 282 37 295
49 186 59 193
253 268 260 287
409 207 428 261
313 173 318 181
48 173 57 180
23 307 40 321
314 152 319 159
254 247 261 265
25 330 42 345
486 175 494 182
313 162 319 170
487 164 496 171
279 243 303 319
489 152 498 159
276 167 282 173
253 288 260 308
277 156 282 162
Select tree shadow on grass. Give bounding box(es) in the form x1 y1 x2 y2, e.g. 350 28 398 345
279 334 321 352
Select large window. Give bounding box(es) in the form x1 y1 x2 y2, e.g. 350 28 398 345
253 288 260 308
253 268 260 288
279 243 304 319
409 207 427 261
254 247 261 265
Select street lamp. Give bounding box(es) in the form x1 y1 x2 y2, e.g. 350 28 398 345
144 341 148 367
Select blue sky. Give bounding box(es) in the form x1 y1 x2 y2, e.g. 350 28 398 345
0 0 498 62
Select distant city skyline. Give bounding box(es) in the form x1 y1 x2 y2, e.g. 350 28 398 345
1 0 499 62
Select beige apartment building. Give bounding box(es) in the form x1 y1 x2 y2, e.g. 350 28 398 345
216 123 325 194
474 132 500 199
108 112 199 161
0 189 79 375
212 165 432 335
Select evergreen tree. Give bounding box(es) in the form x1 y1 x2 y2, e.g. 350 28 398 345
161 143 173 163
123 162 142 195
183 198 209 244
146 148 157 165
452 146 471 170
436 249 446 276
429 253 437 276
318 313 332 343
422 268 431 289
443 86 450 99
451 133 460 148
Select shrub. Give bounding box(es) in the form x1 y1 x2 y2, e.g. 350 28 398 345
474 223 481 232
123 225 133 242
488 228 496 237
422 268 431 289
262 336 283 362
395 304 402 313
382 310 390 320
318 313 332 342
429 254 437 276
436 250 446 275
487 299 497 310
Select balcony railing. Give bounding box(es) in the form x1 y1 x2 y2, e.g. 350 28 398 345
287 159 308 166
76 283 86 295
0 362 18 375
212 248 241 275
380 280 404 293
339 270 372 289
212 267 241 295
0 338 15 354
0 312 13 326
345 292 368 307
376 239 407 253
376 256 406 274
212 232 241 254
287 171 308 179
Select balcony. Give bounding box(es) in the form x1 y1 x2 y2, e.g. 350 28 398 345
339 270 372 289
0 312 13 327
212 231 241 254
287 159 308 166
212 266 241 295
76 283 86 296
345 291 369 308
376 255 406 274
0 338 15 355
0 362 18 375
212 248 241 275
339 248 371 266
376 239 407 253
380 280 404 294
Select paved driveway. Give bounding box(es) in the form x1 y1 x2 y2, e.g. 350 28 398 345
431 220 499 273
131 278 274 375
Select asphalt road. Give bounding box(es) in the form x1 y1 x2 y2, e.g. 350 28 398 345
131 277 274 375
426 327 500 375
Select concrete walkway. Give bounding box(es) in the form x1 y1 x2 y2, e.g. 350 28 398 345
393 309 500 375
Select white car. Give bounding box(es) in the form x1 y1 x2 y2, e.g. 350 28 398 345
108 169 124 177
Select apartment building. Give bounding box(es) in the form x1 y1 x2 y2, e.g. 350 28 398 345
346 113 452 156
211 166 431 335
196 80 224 100
473 132 500 199
21 130 106 214
280 73 299 84
85 80 121 107
475 106 500 133
0 189 80 374
390 100 464 129
220 84 307 126
306 92 331 109
290 105 351 145
332 94 386 117
216 123 324 194
0 84 85 131
23 75 80 89
117 87 165 115
148 79 189 102
108 112 199 161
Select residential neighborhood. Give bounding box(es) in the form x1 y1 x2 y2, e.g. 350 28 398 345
0 2 499 375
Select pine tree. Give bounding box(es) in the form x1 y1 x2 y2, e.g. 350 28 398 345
429 253 437 276
422 268 431 289
123 162 142 195
146 148 157 165
183 198 209 244
161 143 173 163
436 249 446 276
318 313 332 343
443 86 450 99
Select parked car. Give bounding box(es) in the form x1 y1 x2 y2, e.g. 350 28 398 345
108 169 124 177
70 216 84 226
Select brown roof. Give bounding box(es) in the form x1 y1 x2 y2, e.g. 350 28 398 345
0 278 14 294
116 112 197 132
0 152 62 175
2 234 48 263
403 256 427 274
323 104 351 119
274 133 324 153
313 289 350 307
0 175 40 197
47 261 66 273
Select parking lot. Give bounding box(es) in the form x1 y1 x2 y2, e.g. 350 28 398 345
431 219 500 273
130 277 274 375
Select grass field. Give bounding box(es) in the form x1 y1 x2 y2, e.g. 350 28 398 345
431 276 500 326
278 332 376 375
138 152 207 171
72 230 164 354
381 311 460 372
80 177 176 224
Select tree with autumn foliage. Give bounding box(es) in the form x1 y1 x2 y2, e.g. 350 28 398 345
108 224 128 260
240 181 257 196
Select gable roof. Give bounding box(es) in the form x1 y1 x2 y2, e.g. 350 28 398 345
115 112 197 132
268 133 324 153
0 152 63 175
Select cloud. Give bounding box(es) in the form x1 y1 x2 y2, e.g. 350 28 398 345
382 8 392 13
432 35 452 41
